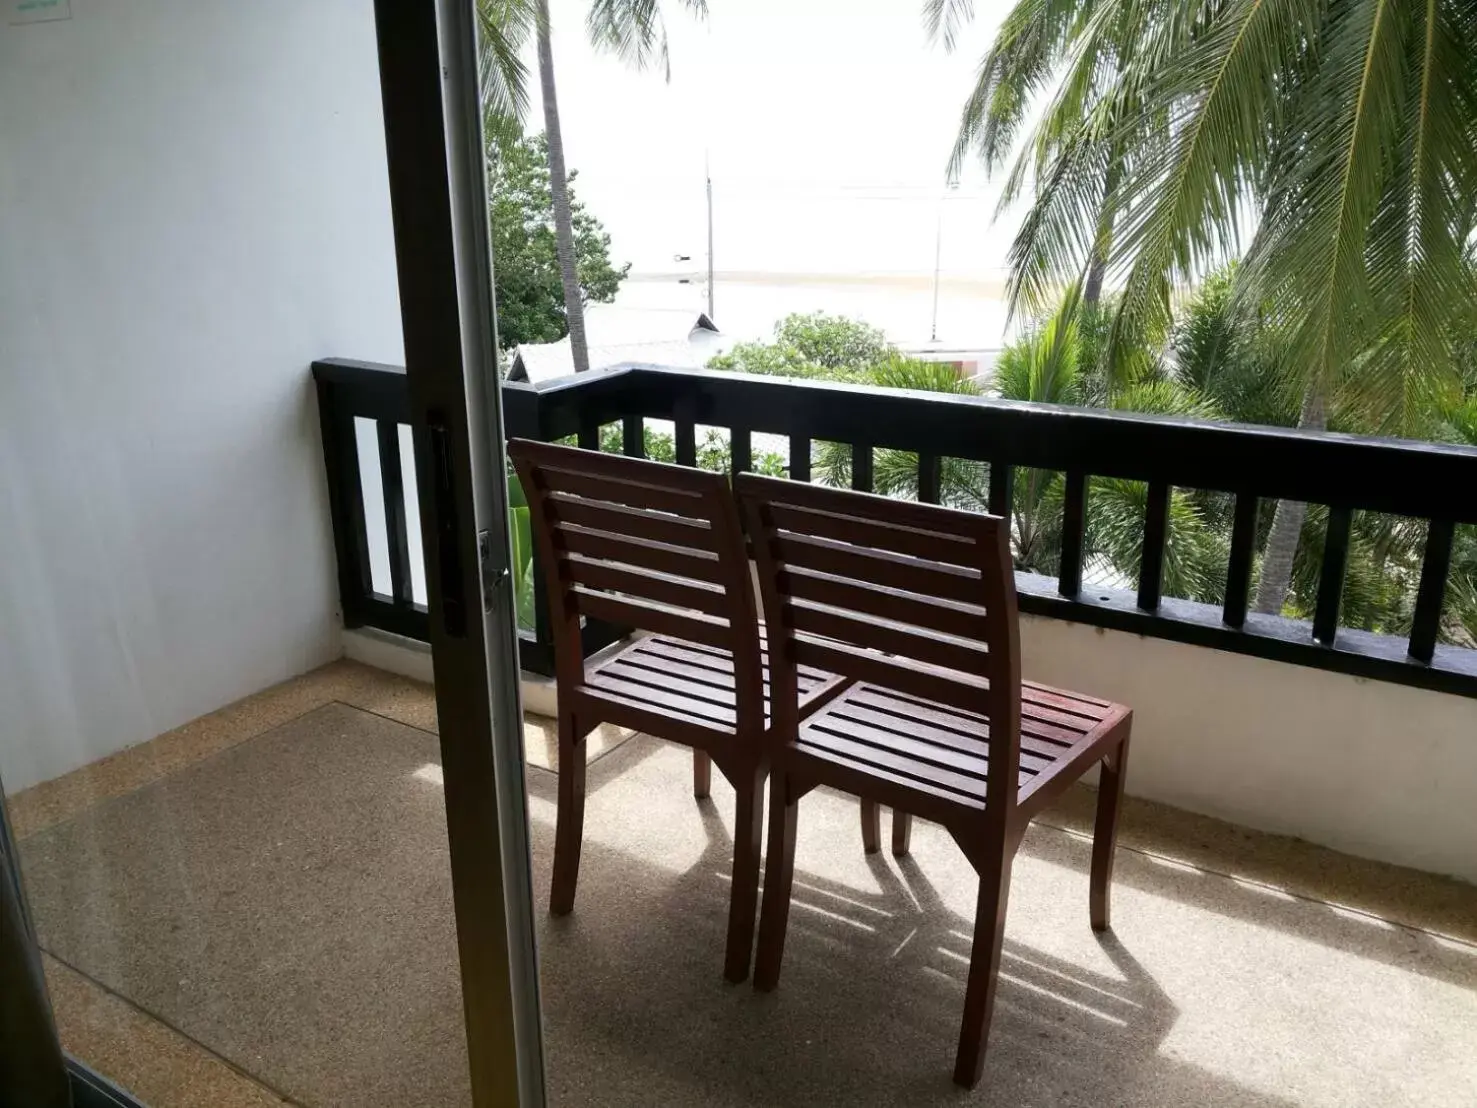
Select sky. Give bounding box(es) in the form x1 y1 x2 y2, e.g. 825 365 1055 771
530 0 1025 349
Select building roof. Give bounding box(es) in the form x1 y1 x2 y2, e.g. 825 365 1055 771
507 306 726 385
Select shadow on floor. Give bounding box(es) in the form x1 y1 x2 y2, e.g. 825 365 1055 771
527 740 1299 1108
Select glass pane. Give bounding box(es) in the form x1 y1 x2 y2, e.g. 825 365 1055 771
400 424 428 607
1 6 474 1106
357 416 394 598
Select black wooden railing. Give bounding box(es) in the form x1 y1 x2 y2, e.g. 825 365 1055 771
313 358 1477 698
312 358 625 675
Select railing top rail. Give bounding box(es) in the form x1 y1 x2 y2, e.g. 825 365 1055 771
496 362 1477 524
313 358 412 423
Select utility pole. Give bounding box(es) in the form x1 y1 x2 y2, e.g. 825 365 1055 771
705 150 715 321
929 181 956 344
929 197 944 343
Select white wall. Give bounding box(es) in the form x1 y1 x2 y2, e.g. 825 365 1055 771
347 616 1477 884
1020 616 1477 885
0 1 403 792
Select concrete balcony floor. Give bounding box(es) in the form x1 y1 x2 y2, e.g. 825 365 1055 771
9 661 1477 1107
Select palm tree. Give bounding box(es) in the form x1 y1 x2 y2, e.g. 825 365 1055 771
930 0 1165 314
812 303 1225 601
948 0 1477 615
533 0 591 372
1173 265 1477 638
479 0 707 373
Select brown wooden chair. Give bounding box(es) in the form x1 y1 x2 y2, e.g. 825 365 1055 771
508 439 848 983
735 473 1133 1087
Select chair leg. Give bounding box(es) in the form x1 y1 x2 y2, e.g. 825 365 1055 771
753 773 799 992
724 766 766 983
860 798 881 854
953 847 1014 1089
891 810 912 856
693 750 712 800
1090 731 1131 932
550 715 587 917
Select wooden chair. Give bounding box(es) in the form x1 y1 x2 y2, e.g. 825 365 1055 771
735 473 1133 1087
508 440 847 983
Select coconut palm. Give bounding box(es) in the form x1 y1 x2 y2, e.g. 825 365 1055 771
812 300 1225 601
1173 265 1477 640
479 0 707 372
929 0 1163 312
946 0 1477 615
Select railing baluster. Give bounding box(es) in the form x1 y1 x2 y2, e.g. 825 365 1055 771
1137 481 1171 611
988 460 1014 519
731 426 752 477
377 419 413 606
577 417 600 452
1408 518 1455 663
621 415 644 459
917 452 941 503
317 391 373 626
1312 507 1353 645
1058 471 1088 598
674 399 697 467
1222 493 1259 628
852 443 874 493
788 435 811 482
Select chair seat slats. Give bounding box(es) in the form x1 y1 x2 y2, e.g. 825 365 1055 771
795 681 1119 811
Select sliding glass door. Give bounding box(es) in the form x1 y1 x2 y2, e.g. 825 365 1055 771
372 1 546 1103
0 2 542 1105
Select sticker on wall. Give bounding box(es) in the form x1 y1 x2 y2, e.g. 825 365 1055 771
9 0 70 24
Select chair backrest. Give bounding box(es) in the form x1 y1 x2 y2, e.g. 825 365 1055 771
508 439 765 733
736 474 1021 808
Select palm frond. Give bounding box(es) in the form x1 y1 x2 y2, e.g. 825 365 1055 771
947 0 1104 180
1341 0 1477 435
1089 480 1228 603
992 286 1086 404
1003 130 1113 319
478 0 536 124
586 0 707 80
1106 0 1319 378
1237 0 1418 406
868 355 983 395
1112 379 1220 419
923 0 976 52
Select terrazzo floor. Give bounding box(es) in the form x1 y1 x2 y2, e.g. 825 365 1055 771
10 661 1477 1107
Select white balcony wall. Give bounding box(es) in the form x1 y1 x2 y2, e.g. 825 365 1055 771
1021 616 1477 885
0 1 403 792
348 602 1477 884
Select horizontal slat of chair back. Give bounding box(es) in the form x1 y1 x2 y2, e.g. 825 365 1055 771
779 567 991 641
766 501 980 566
509 441 762 714
535 461 716 516
574 588 734 650
557 525 719 584
771 532 985 605
564 558 729 617
737 474 1018 723
789 605 989 678
546 495 715 551
797 638 992 714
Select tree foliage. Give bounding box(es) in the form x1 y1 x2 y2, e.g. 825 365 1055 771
791 299 1477 645
941 0 1477 613
707 313 894 380
944 0 1477 421
594 423 787 477
487 133 629 349
479 0 702 371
